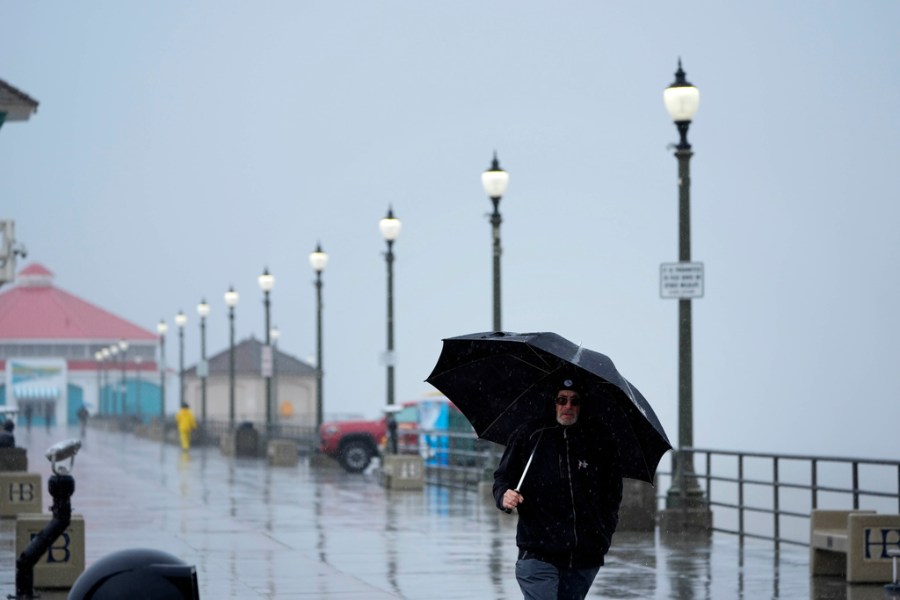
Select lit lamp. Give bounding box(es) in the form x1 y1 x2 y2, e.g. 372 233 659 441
662 59 705 515
224 286 239 429
481 152 509 332
197 299 210 426
309 242 329 431
257 268 275 431
379 208 401 453
156 320 168 419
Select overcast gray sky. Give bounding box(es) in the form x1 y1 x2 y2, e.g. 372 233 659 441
2 2 898 460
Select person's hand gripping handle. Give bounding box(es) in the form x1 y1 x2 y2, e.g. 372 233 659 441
502 489 524 514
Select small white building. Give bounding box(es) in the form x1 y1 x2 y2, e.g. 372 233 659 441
182 337 318 427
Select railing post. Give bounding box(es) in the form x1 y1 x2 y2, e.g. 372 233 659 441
853 461 860 509
773 456 780 551
705 452 711 505
811 459 818 510
738 454 744 541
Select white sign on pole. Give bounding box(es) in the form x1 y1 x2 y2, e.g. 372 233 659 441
197 360 208 378
261 345 273 378
660 262 705 299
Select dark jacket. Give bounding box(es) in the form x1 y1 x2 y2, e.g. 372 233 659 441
493 417 623 568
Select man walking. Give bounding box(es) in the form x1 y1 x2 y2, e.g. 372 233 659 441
493 374 623 600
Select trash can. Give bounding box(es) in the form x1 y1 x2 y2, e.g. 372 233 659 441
234 422 259 457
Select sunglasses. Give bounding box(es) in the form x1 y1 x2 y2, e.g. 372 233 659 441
555 396 581 407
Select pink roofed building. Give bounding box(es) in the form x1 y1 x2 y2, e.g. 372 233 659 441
0 263 162 427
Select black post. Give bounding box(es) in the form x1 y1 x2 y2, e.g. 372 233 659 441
229 304 236 430
15 473 74 598
315 269 324 430
178 324 185 408
119 348 126 416
386 238 395 410
490 196 502 332
159 334 166 419
263 288 272 432
200 312 207 426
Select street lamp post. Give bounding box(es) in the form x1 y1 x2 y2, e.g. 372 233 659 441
108 345 119 415
156 320 168 419
258 268 275 432
270 325 280 423
134 356 143 418
118 339 128 415
197 299 210 427
379 208 401 453
100 348 110 415
175 311 187 409
482 152 509 332
225 286 239 430
309 243 329 431
661 59 707 519
94 351 103 414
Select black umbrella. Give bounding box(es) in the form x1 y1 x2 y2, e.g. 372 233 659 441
425 331 672 483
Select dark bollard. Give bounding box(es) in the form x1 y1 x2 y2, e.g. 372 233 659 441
12 439 81 600
67 548 199 599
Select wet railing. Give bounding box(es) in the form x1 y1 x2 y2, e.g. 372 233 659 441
113 414 900 547
657 448 900 547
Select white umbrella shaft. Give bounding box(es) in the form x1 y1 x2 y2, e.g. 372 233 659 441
514 444 538 492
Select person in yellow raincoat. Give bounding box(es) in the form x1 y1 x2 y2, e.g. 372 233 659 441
175 402 197 451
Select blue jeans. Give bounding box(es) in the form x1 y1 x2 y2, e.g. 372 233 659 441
515 557 600 600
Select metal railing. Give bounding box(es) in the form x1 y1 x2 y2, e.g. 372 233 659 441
115 412 900 547
658 448 900 547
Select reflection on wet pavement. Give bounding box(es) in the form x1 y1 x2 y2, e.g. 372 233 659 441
0 426 884 599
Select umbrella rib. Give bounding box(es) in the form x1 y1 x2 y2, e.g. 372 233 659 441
480 359 561 440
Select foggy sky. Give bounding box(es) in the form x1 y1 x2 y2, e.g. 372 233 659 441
2 2 899 460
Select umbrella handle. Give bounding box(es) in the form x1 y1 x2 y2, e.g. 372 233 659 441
501 489 522 514
502 439 541 514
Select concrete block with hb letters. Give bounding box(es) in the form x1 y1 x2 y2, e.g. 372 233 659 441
0 472 42 517
15 513 85 589
379 455 425 490
267 439 299 467
847 513 900 583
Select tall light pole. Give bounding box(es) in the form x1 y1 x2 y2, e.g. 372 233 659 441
482 152 509 332
108 344 119 415
225 286 239 430
197 299 210 426
379 208 401 427
309 242 328 430
118 339 128 415
662 59 705 513
134 356 143 418
100 347 111 415
270 325 280 422
175 311 187 410
156 320 168 419
94 351 103 414
258 268 275 431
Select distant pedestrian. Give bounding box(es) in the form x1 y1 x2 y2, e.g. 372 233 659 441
44 403 53 432
0 420 15 448
23 405 32 432
175 402 197 451
77 405 89 438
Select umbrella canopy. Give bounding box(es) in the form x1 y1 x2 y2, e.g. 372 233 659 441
425 331 672 483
